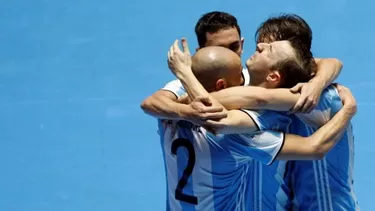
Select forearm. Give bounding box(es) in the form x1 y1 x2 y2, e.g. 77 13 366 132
278 105 353 161
312 58 343 89
308 105 353 156
210 86 300 111
141 91 186 120
209 110 258 134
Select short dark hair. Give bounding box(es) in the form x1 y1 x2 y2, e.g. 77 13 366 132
195 11 241 48
272 38 316 88
255 13 312 50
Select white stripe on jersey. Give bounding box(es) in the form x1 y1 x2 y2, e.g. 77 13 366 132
259 164 263 211
275 162 288 211
347 125 360 210
317 160 328 210
253 161 259 211
191 129 214 210
323 158 334 210
163 123 182 211
313 161 323 211
236 164 249 211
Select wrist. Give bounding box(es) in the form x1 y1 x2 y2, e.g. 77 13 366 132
174 67 193 80
176 104 191 120
309 77 326 90
343 104 357 117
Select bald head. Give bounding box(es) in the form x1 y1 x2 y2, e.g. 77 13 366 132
191 46 242 92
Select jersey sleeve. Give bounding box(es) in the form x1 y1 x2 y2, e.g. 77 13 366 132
161 79 186 98
227 130 285 165
240 109 292 132
296 85 342 129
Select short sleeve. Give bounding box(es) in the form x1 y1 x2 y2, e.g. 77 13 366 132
227 130 285 165
296 85 342 128
241 109 292 132
161 79 186 98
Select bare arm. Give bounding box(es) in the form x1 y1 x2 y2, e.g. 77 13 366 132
290 58 343 112
207 86 356 161
180 58 343 113
313 58 343 89
141 90 185 120
210 86 300 111
141 89 228 124
204 110 259 134
277 85 356 160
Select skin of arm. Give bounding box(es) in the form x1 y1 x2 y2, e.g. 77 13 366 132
206 87 356 160
141 89 228 124
210 86 300 111
312 58 343 89
277 98 354 160
141 90 191 120
204 58 343 112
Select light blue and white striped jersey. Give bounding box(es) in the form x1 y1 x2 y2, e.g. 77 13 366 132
161 79 294 210
289 85 359 211
244 111 294 211
158 119 284 211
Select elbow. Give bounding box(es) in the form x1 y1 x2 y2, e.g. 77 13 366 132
328 58 344 72
307 140 326 160
140 96 154 114
312 151 325 160
333 58 343 72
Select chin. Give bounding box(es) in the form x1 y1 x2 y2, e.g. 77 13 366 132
245 59 251 67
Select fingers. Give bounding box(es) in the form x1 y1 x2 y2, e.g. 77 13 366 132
198 106 224 113
300 100 314 113
172 39 179 53
290 97 305 113
194 96 212 106
169 43 175 57
181 38 190 54
192 101 223 114
201 111 228 120
204 120 226 129
290 83 304 93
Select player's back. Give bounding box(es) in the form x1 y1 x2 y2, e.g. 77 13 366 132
290 85 359 211
159 120 253 211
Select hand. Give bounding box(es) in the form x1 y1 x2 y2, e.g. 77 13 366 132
177 94 191 104
335 84 357 116
167 38 192 77
179 96 227 126
290 81 324 113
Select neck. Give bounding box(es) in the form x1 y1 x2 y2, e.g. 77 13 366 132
249 72 266 87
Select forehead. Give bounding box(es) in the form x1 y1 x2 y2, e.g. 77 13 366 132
270 40 295 59
257 34 275 43
204 27 240 47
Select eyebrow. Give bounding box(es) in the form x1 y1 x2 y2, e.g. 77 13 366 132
269 43 273 52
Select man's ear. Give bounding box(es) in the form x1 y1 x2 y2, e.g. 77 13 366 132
215 79 227 91
240 37 244 55
266 71 281 83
